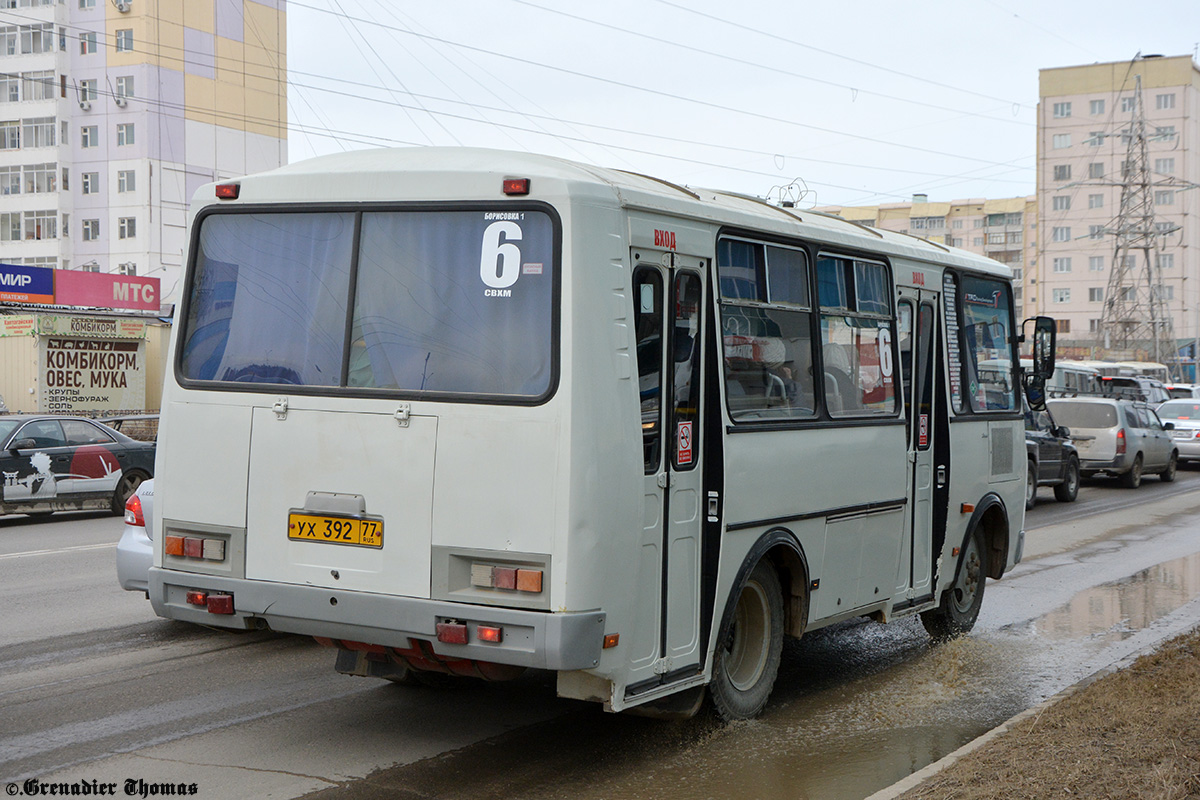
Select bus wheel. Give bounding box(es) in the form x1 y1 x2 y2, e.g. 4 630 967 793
921 526 986 641
710 561 783 721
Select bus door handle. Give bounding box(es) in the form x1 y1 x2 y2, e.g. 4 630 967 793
936 465 947 488
657 472 670 489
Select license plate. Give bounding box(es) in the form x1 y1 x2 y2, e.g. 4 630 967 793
288 513 383 548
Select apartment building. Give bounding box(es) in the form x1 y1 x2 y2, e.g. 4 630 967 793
0 0 287 308
1037 55 1199 354
815 195 1037 322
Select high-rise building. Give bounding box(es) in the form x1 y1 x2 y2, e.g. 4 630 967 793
814 195 1036 322
1036 55 1198 359
0 0 287 308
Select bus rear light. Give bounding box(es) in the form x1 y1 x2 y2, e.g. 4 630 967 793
206 594 234 614
468 563 543 594
502 177 530 195
603 633 620 649
184 537 204 558
202 539 225 561
1116 428 1126 454
516 569 542 593
476 625 503 643
436 621 469 645
185 590 208 606
164 535 185 556
215 183 240 199
124 494 144 527
165 534 227 562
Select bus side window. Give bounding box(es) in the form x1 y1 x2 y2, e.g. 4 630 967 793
633 269 664 474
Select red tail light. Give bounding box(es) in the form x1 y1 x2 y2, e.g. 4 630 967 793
124 494 144 527
1116 428 1126 454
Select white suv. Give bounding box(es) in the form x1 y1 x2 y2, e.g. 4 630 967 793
1046 398 1177 488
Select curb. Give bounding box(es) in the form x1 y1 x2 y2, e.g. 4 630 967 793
864 619 1200 800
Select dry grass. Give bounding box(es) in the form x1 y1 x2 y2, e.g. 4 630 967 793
899 629 1200 800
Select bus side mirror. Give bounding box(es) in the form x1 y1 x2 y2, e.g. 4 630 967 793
1030 316 1056 380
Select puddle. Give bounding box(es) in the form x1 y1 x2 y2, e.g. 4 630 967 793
1026 552 1200 643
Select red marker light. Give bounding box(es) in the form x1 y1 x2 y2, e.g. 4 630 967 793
436 621 469 645
215 183 240 200
185 590 208 606
476 625 503 643
207 594 235 614
502 178 530 196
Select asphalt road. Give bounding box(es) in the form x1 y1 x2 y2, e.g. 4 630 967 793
2 470 1200 800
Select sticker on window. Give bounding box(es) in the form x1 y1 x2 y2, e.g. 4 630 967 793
677 420 693 465
919 414 929 447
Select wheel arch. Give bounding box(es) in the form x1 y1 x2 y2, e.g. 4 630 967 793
962 493 1009 580
719 528 810 644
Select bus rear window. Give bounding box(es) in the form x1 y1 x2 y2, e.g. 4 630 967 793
180 209 557 400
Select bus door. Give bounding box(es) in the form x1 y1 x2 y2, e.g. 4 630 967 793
897 288 937 600
631 252 706 686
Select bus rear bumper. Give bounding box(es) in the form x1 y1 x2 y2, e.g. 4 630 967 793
149 567 606 671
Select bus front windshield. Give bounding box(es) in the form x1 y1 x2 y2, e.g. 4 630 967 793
179 209 557 401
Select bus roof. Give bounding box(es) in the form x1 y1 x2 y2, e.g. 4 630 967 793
204 147 1012 279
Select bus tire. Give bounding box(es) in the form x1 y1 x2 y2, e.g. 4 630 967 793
921 526 986 642
710 560 784 722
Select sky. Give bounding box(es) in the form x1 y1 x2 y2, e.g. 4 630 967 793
284 0 1200 208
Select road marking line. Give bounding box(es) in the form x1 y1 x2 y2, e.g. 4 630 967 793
0 542 118 560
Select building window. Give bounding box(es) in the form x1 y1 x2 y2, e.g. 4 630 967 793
18 23 54 55
1154 158 1175 175
1052 226 1071 242
1088 194 1103 209
1121 96 1136 112
0 165 17 195
1156 222 1178 235
986 232 1004 245
1087 163 1103 179
79 79 96 102
115 29 133 53
116 122 133 145
22 70 54 101
1053 257 1072 273
1058 319 1070 334
1053 102 1071 118
23 209 56 240
115 75 133 98
1156 126 1176 140
80 125 97 147
952 219 963 229
79 31 95 54
1086 131 1104 147
79 0 95 7
1089 319 1100 332
21 117 54 147
0 212 19 241
82 218 99 241
1153 285 1174 301
81 171 98 194
117 169 134 192
1156 93 1175 110
81 262 100 272
118 262 136 276
1089 256 1105 272
1052 196 1070 211
973 237 983 247
1052 133 1071 149
1053 164 1071 181
1090 99 1105 115
0 74 18 103
1155 190 1175 205
1089 287 1104 302
1157 253 1175 269
23 162 55 193
1052 288 1070 304
1089 225 1105 240
0 120 18 150
118 216 135 239
61 212 67 236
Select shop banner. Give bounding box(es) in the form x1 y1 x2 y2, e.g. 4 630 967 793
54 271 160 311
0 263 54 304
36 315 147 339
39 337 146 413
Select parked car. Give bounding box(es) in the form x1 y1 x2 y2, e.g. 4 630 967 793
1154 399 1200 465
0 415 154 515
117 479 155 596
1046 398 1177 488
1024 403 1080 509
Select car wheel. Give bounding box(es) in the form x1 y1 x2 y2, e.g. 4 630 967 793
1119 455 1143 489
1025 460 1037 510
1054 457 1080 502
709 561 784 722
111 470 148 515
921 525 986 641
1160 452 1177 483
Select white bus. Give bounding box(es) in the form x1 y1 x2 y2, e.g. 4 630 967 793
149 148 1053 720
